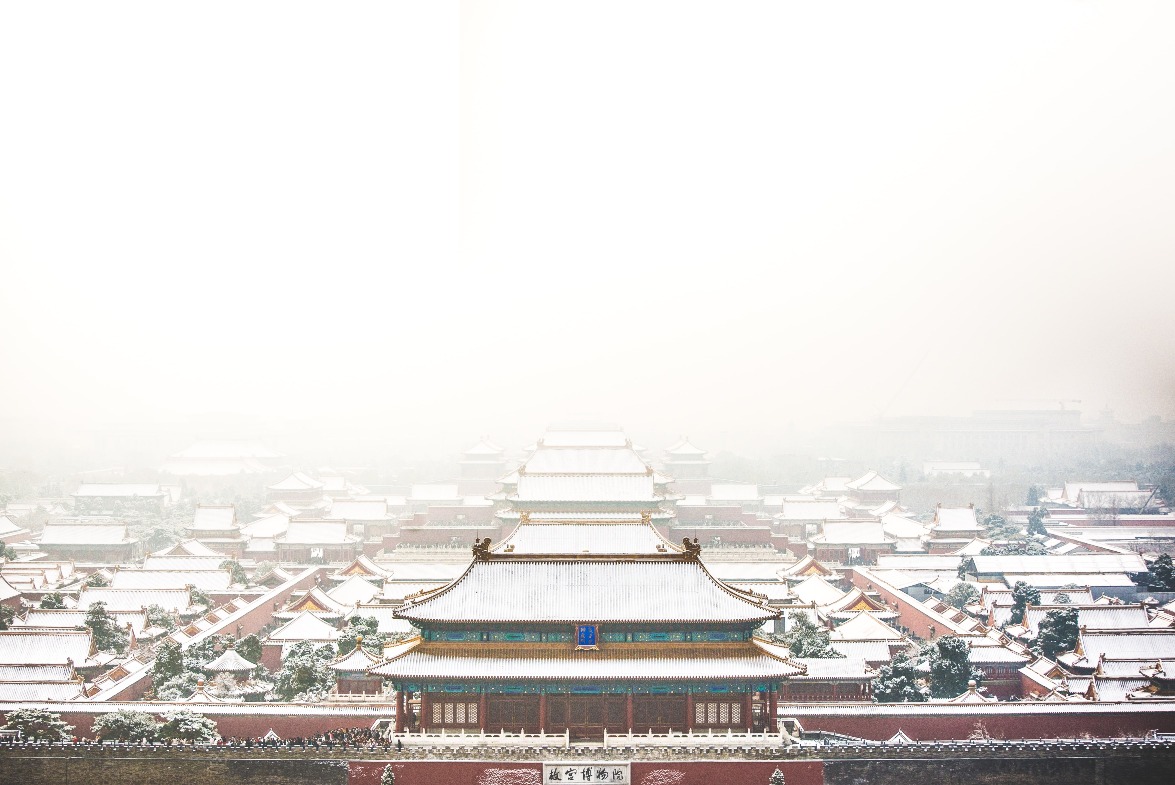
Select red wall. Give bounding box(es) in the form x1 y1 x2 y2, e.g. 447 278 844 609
784 707 1175 740
349 760 822 785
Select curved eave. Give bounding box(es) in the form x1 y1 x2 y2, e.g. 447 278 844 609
392 554 780 627
370 643 804 681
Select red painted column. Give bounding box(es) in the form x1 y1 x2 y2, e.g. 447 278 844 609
768 690 777 733
539 691 547 732
626 691 634 731
420 691 429 731
394 690 405 733
479 691 487 733
685 692 694 731
744 692 753 731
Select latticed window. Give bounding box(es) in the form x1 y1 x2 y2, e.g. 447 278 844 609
430 697 479 726
695 700 742 727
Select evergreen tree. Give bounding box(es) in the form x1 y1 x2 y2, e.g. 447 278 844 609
871 653 928 703
84 573 109 588
189 588 212 610
980 540 1048 556
219 560 248 586
778 614 844 659
768 769 786 785
1027 507 1048 537
957 557 975 580
154 672 202 702
0 605 14 630
91 710 160 742
159 711 219 743
1026 485 1042 506
235 633 263 666
338 616 387 656
39 592 65 609
84 601 129 653
1009 581 1041 625
1149 554 1175 591
1 708 74 741
927 636 983 698
981 514 1022 541
272 641 336 701
945 583 979 610
152 640 185 684
1034 607 1079 659
181 634 239 673
381 764 396 785
145 603 178 631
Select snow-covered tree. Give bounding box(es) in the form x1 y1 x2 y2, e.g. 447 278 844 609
871 653 928 703
159 711 219 743
92 710 159 742
1 708 74 741
928 636 984 698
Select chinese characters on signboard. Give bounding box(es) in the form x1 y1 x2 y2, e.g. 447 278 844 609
575 624 598 649
543 763 629 782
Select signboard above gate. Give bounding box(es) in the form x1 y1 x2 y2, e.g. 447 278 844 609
543 762 630 782
575 623 599 650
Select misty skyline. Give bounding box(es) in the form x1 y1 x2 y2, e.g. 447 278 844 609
2 2 1174 458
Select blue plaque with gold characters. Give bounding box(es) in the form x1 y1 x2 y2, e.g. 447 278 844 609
575 624 599 650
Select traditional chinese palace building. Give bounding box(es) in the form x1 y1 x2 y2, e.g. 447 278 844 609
370 425 805 739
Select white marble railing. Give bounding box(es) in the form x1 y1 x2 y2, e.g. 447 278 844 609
602 728 794 748
326 692 393 703
383 728 795 749
389 728 572 748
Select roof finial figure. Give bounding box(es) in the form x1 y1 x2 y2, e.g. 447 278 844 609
681 537 701 560
472 537 493 560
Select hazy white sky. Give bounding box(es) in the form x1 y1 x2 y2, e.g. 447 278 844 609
2 2 1173 454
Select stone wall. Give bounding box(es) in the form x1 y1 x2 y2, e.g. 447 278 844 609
1 742 1172 785
1 751 349 785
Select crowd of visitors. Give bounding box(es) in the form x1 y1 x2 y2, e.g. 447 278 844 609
220 727 398 749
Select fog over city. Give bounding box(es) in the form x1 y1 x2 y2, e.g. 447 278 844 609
7 4 1175 766
2 2 1174 464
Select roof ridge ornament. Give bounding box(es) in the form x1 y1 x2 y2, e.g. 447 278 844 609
680 537 701 560
472 537 493 560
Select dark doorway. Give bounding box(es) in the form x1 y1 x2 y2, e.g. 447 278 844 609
547 695 627 740
485 695 540 732
632 695 687 733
